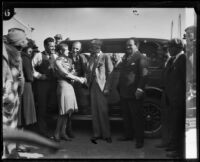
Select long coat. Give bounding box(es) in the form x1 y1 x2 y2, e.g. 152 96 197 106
18 52 37 126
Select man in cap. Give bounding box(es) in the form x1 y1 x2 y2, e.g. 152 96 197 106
164 38 186 158
86 39 113 144
54 34 63 45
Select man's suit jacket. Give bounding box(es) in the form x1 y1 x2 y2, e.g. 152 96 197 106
87 52 113 92
118 51 147 99
164 53 186 105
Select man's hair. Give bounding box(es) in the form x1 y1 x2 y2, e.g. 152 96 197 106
90 39 103 47
168 38 184 50
127 38 139 47
43 37 54 46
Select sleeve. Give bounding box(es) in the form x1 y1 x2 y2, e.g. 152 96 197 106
32 52 44 79
55 58 82 81
18 59 25 96
137 54 148 91
104 54 114 91
22 56 33 82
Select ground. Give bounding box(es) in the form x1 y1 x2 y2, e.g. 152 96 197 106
4 120 193 159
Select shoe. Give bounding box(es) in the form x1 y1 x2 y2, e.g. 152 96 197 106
90 137 101 144
166 151 181 158
105 138 112 143
117 137 133 141
135 141 144 149
52 136 60 142
60 134 72 141
67 131 75 138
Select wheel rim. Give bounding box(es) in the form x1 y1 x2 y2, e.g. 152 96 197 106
143 101 161 135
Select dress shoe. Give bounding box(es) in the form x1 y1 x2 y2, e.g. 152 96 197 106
60 134 72 141
67 131 75 138
117 137 133 141
166 151 181 158
105 138 112 143
90 137 102 144
135 141 144 149
52 136 61 142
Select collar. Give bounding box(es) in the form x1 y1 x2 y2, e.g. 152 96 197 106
173 51 184 63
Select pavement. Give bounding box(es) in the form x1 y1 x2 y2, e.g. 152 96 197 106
2 121 175 159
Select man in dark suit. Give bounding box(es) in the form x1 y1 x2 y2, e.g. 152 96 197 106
86 39 113 144
164 38 186 158
118 38 147 149
68 41 89 138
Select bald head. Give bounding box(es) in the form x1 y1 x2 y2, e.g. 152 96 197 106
72 41 82 56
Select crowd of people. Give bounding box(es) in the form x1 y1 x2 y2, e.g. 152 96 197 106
2 27 190 159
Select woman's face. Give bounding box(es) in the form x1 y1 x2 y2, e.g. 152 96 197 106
61 46 69 57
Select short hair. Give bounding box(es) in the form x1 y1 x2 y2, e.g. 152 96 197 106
168 38 184 50
90 39 103 47
43 37 54 47
127 38 139 47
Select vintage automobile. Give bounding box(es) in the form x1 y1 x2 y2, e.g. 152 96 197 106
64 37 169 138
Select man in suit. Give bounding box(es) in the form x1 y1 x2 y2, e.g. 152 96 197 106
32 37 58 138
68 41 88 138
86 39 113 144
118 38 147 149
164 38 186 158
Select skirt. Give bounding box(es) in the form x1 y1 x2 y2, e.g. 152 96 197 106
57 80 78 115
18 82 37 126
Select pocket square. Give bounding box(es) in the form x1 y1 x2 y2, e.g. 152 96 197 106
131 62 135 66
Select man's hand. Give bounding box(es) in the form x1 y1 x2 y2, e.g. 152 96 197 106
135 88 144 99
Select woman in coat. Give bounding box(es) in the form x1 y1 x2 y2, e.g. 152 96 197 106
18 45 37 128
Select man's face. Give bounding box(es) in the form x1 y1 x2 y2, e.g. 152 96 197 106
55 38 62 45
111 53 120 64
72 43 81 56
45 42 55 54
126 40 137 55
60 46 69 57
89 43 101 54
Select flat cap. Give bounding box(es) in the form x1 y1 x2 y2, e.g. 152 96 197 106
54 34 63 39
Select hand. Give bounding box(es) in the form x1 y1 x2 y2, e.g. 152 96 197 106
135 89 144 99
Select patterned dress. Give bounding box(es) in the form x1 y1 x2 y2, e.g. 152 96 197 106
55 56 78 115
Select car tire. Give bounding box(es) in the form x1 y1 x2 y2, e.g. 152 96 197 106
143 97 162 138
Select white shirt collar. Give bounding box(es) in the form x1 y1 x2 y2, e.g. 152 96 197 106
173 51 184 63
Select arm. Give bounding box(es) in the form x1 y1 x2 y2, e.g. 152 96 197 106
104 54 114 93
32 52 47 80
135 54 148 99
18 59 25 96
55 59 85 83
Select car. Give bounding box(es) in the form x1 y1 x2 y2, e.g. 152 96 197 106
64 37 169 138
